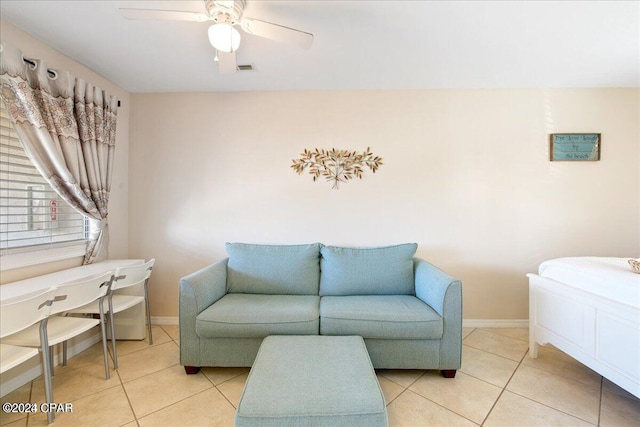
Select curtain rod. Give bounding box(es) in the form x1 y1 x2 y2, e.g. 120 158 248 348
21 58 122 108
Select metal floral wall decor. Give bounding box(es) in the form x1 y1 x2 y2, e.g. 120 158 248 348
291 147 383 189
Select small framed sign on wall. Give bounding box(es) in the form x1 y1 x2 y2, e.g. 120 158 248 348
550 133 601 161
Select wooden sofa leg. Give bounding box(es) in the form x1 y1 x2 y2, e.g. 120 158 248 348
184 366 200 375
441 370 457 378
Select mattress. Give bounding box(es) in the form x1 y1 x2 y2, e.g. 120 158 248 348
538 257 640 309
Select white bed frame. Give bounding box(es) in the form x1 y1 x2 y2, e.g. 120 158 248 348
528 273 640 398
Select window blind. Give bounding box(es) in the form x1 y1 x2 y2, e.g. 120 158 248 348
0 101 88 252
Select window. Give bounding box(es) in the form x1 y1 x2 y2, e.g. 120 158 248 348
0 100 88 254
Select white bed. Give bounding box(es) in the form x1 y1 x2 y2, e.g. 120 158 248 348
528 257 640 398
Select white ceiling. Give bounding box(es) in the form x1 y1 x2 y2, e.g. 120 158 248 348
1 1 638 93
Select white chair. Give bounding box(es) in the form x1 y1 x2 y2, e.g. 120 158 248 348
0 287 57 373
1 287 57 424
3 271 114 423
66 259 155 370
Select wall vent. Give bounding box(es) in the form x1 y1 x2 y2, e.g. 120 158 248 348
237 64 255 71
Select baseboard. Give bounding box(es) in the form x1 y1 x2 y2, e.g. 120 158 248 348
151 316 179 325
0 330 101 398
463 319 529 328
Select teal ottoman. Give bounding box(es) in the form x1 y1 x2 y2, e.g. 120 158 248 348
235 335 388 427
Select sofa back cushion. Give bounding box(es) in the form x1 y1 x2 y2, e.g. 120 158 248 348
319 243 418 296
226 243 321 295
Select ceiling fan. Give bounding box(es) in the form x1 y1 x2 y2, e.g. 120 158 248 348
119 0 313 74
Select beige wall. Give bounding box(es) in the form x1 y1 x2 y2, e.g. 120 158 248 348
2 19 637 319
0 20 130 282
130 88 639 320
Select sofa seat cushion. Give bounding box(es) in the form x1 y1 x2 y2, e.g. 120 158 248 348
320 295 443 339
196 294 320 338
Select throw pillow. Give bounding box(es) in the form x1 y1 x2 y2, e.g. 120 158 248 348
226 242 322 295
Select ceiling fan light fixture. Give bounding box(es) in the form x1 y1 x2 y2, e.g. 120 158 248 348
208 23 241 53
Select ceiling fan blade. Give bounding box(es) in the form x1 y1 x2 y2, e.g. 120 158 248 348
218 51 237 74
240 18 313 49
119 8 209 22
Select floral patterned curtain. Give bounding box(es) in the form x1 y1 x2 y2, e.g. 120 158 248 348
0 43 118 264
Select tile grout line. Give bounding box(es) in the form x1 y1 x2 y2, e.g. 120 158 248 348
462 341 522 360
24 378 34 426
23 364 125 422
514 346 602 425
501 354 602 426
384 351 500 427
132 387 216 423
462 342 526 364
478 344 529 426
200 369 217 388
205 368 251 410
115 340 180 384
120 361 181 386
521 347 606 387
378 370 428 407
382 387 405 407
128 323 245 419
158 325 180 345
127 324 226 421
217 383 240 410
202 369 249 388
116 369 140 427
23 364 127 426
377 370 427 390
504 388 601 426
402 386 481 425
597 376 603 427
480 328 530 343
16 383 35 425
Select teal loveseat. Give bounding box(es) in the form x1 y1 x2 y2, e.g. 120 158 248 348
179 243 462 377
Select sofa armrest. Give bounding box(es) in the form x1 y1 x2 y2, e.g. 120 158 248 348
179 258 228 367
414 258 462 369
414 258 460 317
180 258 228 314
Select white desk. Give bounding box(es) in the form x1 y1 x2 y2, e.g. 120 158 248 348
1 259 147 340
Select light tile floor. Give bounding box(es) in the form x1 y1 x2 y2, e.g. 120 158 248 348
1 326 639 426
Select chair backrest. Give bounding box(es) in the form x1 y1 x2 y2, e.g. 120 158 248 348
50 271 114 314
111 259 155 291
0 287 57 338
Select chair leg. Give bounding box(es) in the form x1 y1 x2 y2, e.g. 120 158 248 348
49 345 55 373
109 309 118 370
98 302 110 380
62 341 67 366
144 280 153 345
39 321 55 424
